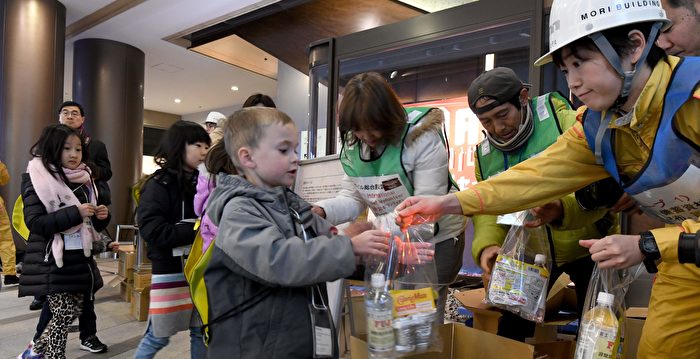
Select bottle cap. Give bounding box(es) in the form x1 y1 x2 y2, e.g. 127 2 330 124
596 292 615 306
534 254 546 265
371 273 385 288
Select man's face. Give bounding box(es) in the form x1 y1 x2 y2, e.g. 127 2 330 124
657 0 700 56
474 98 522 142
59 106 85 129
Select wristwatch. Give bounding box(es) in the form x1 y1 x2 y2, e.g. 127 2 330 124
678 231 700 267
639 231 661 273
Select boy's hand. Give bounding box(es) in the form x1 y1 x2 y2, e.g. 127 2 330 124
95 205 109 220
397 241 434 264
311 205 326 218
350 229 389 257
78 203 96 218
343 221 373 238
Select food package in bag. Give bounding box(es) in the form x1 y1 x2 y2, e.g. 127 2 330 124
363 212 442 356
574 263 643 359
485 210 551 322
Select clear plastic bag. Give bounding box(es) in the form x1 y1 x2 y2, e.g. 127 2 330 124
485 210 552 323
363 212 442 357
574 263 643 359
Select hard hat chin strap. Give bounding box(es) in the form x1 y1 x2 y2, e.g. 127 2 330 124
588 22 663 112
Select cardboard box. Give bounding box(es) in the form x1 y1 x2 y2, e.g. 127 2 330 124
623 307 647 359
453 274 578 337
133 269 152 291
119 281 133 303
117 248 136 282
131 287 150 321
350 323 573 359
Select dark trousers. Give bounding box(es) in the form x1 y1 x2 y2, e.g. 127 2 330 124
34 294 97 341
496 255 595 341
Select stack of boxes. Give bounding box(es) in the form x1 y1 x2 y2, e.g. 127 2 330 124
117 245 136 303
116 243 152 321
131 268 152 321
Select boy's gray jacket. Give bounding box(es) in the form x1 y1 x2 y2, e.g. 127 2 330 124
204 174 356 358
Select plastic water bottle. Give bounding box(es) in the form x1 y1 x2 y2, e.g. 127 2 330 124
521 253 548 321
366 273 394 358
575 292 620 359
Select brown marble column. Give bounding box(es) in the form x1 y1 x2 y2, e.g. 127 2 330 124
72 38 144 233
0 0 66 248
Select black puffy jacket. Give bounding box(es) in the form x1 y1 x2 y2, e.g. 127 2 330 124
136 168 198 275
87 138 112 206
18 173 110 297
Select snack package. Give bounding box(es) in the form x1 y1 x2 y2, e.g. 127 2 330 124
485 210 551 322
574 263 643 359
363 212 442 356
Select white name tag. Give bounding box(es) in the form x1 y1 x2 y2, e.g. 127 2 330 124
64 232 83 250
314 326 332 357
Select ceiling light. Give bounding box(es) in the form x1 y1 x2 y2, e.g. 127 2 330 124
485 53 495 71
390 71 398 79
174 98 182 103
231 86 239 91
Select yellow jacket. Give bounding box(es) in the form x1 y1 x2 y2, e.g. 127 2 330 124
0 161 8 187
0 161 8 207
457 56 700 281
472 96 614 266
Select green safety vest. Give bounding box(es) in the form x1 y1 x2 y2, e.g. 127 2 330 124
476 92 569 180
340 107 456 216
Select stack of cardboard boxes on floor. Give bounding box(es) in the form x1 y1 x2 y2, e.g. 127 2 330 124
116 244 152 321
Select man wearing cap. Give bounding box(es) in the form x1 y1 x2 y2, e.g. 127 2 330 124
204 111 226 144
469 67 617 341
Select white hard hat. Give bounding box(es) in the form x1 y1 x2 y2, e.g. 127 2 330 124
205 111 226 125
535 0 669 66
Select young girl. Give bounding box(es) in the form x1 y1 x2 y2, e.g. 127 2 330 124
18 124 110 359
194 98 273 252
134 121 210 359
396 1 700 356
313 72 467 321
194 141 237 252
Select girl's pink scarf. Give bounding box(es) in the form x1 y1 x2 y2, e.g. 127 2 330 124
27 157 98 268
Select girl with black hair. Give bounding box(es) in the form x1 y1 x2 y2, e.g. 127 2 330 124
18 124 110 359
134 121 210 359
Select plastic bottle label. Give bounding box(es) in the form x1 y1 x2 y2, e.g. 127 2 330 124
576 323 618 359
367 308 394 351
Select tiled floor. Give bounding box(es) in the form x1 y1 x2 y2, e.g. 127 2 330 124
0 258 190 359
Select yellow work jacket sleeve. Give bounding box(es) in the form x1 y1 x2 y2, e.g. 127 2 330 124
651 223 699 263
457 118 609 217
549 102 612 232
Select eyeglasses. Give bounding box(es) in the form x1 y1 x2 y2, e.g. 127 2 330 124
60 110 81 117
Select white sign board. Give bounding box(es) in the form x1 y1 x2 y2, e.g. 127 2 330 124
294 154 344 203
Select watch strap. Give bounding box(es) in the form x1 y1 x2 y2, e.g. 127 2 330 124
639 231 660 273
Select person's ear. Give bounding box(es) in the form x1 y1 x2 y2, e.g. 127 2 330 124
627 30 647 66
237 146 256 169
519 87 529 105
